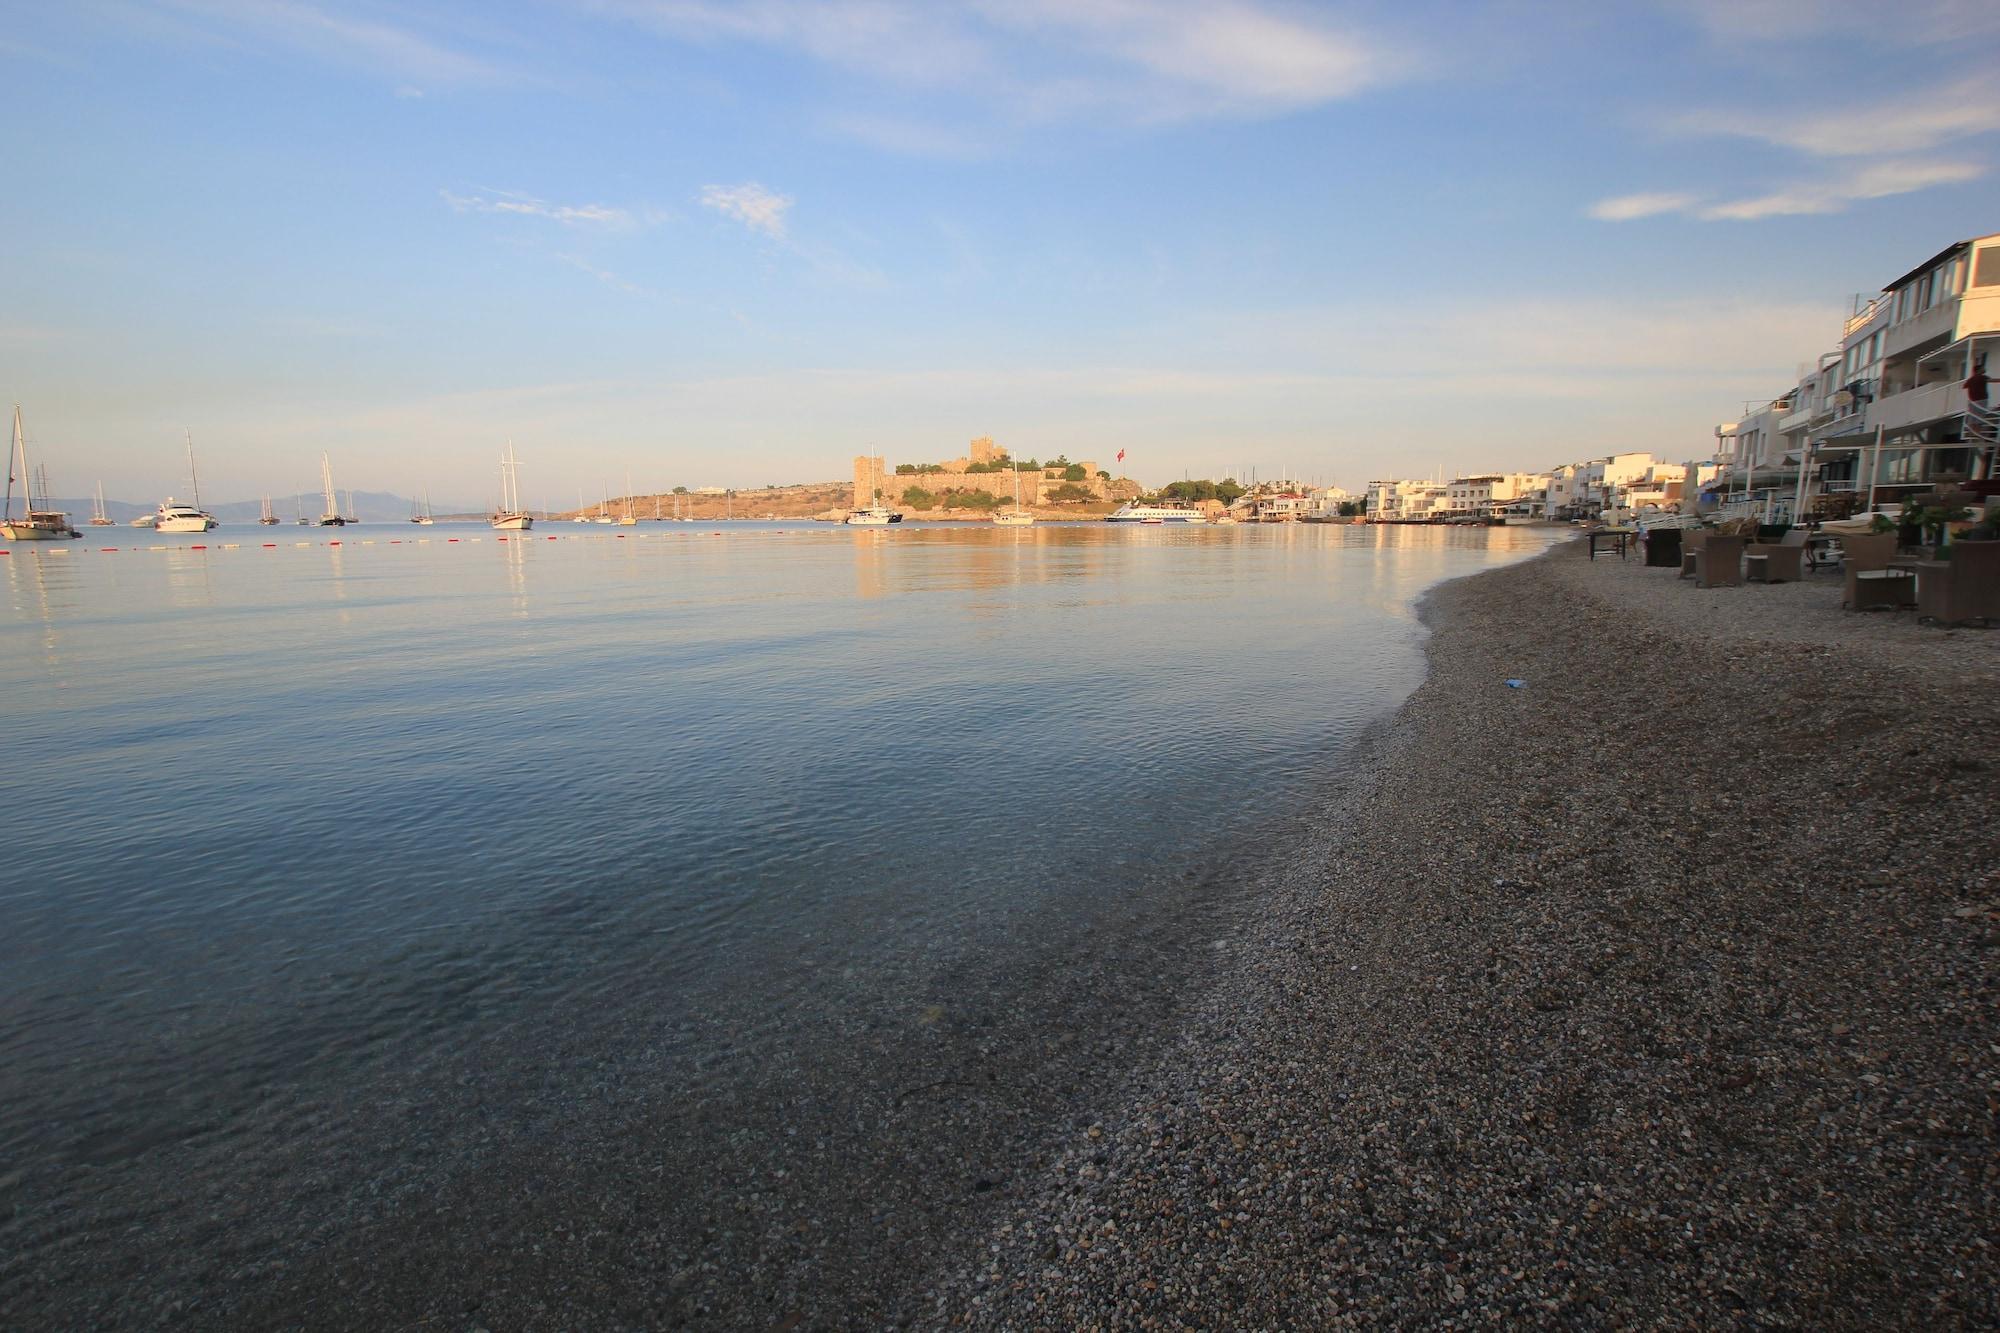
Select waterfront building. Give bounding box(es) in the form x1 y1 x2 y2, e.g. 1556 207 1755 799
1715 231 2000 520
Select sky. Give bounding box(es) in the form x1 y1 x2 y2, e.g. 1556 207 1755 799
4 0 1999 505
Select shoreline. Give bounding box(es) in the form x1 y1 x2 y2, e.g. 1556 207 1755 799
932 538 1998 1326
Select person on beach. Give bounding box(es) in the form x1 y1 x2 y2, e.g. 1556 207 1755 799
1966 356 1990 407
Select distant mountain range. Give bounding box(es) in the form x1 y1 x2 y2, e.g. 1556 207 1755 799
27 490 482 523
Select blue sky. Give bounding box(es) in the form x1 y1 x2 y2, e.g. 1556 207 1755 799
4 0 1998 504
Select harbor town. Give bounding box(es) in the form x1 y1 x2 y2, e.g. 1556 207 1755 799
6 1 2000 1325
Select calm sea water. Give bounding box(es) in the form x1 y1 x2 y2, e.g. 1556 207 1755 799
0 519 1553 1320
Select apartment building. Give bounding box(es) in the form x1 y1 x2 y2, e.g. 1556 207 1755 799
1715 232 2000 518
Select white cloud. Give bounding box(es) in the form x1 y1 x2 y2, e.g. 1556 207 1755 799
591 0 1405 143
1698 159 1985 219
442 189 637 228
156 0 509 86
1676 77 2000 157
700 182 794 239
1587 191 1701 221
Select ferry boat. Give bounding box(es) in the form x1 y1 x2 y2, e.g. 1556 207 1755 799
1105 501 1207 524
844 505 902 525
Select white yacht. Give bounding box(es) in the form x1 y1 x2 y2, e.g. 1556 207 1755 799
154 430 218 532
155 499 218 534
1 407 80 541
844 505 902 525
1105 501 1207 524
491 440 533 530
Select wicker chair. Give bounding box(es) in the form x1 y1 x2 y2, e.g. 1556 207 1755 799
1841 533 1910 610
1694 535 1745 588
1917 541 2000 626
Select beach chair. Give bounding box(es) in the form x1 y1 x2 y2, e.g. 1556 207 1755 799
1679 528 1711 579
1916 541 2000 626
1840 533 1910 610
1745 539 1804 582
1694 534 1744 588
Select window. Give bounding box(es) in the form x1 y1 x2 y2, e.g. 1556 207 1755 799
1974 246 2000 288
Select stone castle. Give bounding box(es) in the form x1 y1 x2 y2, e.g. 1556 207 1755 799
852 437 1127 510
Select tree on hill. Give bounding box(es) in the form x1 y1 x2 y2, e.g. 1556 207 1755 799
1061 463 1087 482
901 486 938 510
1048 482 1095 503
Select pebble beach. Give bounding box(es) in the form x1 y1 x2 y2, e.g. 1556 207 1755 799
933 536 1998 1328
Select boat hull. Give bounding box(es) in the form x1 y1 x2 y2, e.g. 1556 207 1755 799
0 520 78 541
991 511 1036 525
491 513 533 531
155 516 217 534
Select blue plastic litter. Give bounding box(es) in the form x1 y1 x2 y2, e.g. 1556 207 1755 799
1504 679 1526 689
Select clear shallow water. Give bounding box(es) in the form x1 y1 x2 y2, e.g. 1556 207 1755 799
0 519 1553 1316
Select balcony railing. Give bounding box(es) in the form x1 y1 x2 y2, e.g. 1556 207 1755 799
1844 292 1892 337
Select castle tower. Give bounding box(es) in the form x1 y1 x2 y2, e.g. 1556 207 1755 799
969 436 1000 466
852 455 886 509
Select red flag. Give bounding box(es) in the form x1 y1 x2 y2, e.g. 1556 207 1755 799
1116 449 1126 462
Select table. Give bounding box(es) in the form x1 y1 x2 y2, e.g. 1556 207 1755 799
1588 529 1635 561
1850 568 1916 611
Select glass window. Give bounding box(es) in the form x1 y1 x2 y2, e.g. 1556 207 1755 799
1895 287 1910 322
1974 246 2000 288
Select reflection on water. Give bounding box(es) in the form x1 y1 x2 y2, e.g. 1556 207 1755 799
0 519 1556 1316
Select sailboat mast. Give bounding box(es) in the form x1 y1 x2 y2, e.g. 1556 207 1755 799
7 406 25 521
322 454 336 517
185 429 203 511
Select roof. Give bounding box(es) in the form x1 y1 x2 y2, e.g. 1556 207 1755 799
1880 235 1996 294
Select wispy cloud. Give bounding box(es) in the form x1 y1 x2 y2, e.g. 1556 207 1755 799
699 182 793 239
1668 0 2000 45
590 0 1408 148
1699 159 1986 219
1590 158 1985 222
153 0 511 87
1587 191 1701 221
556 253 646 295
443 188 637 228
1675 77 2000 156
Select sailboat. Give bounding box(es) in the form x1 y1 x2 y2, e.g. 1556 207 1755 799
1 407 81 540
491 440 532 530
411 489 434 525
316 454 347 525
594 486 614 523
155 430 219 533
296 493 309 525
992 455 1036 526
259 495 279 525
619 473 638 525
90 482 114 526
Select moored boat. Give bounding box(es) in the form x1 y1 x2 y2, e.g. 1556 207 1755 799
844 505 902 525
491 440 532 530
1105 501 1207 524
153 430 218 532
1 407 81 541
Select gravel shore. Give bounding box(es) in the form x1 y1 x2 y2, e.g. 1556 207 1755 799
932 537 1998 1328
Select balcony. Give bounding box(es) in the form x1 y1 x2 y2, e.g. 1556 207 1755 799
1883 300 1958 359
1868 380 1966 435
